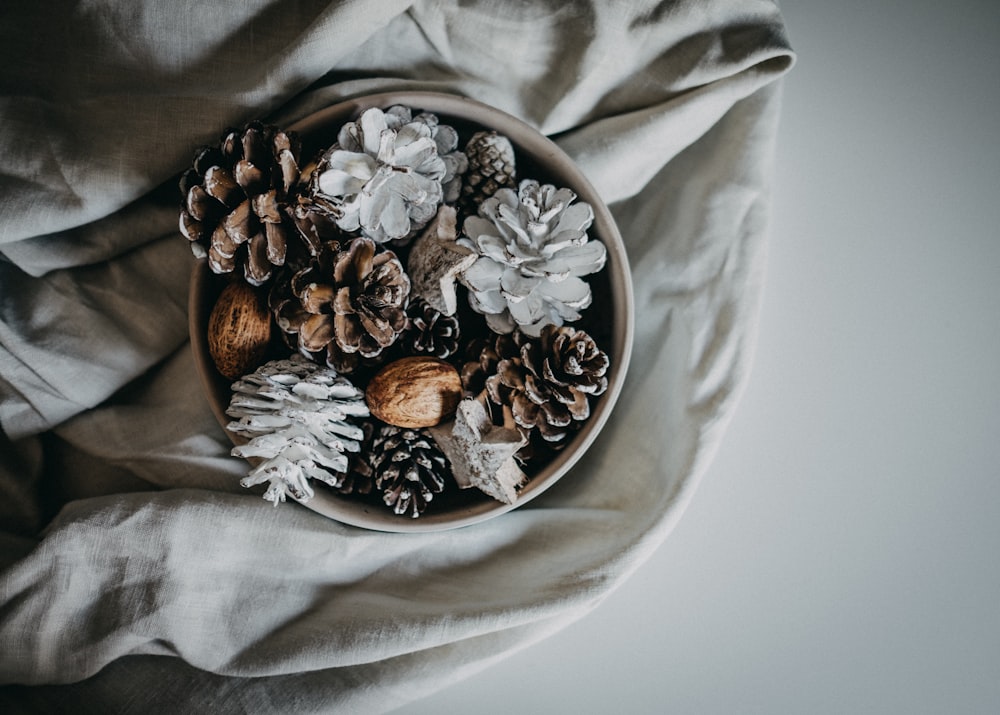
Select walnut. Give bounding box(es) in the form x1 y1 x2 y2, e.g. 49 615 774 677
207 280 273 380
365 356 463 428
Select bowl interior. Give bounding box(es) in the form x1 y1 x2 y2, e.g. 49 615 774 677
189 91 634 532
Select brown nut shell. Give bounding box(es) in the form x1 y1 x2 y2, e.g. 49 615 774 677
366 356 463 428
207 280 273 380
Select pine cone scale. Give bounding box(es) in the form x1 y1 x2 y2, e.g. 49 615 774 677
299 313 335 351
264 222 287 265
204 166 241 207
211 224 237 258
223 200 252 243
234 159 264 193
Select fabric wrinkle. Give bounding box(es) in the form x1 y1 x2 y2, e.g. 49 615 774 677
0 0 794 709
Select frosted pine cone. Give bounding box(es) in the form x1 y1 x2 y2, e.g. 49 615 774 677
485 325 609 445
226 355 370 505
180 122 304 285
272 238 410 368
458 180 607 337
412 110 468 204
458 131 516 218
305 106 465 244
370 424 451 518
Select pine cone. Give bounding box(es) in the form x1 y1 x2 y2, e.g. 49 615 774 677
305 106 464 244
458 180 607 336
180 121 304 286
458 131 516 218
405 297 461 359
370 424 451 518
338 421 376 496
225 355 370 504
460 332 518 398
412 110 468 204
485 325 609 445
271 238 410 368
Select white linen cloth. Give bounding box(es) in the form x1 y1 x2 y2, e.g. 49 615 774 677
0 1 793 711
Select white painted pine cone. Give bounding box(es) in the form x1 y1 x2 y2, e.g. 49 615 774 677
311 106 465 243
458 179 607 336
226 355 370 505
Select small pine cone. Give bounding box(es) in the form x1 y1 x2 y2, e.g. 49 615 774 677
338 421 376 496
370 425 451 518
530 323 610 397
458 131 516 218
459 331 519 398
405 297 461 359
271 238 410 369
485 325 609 445
179 121 305 286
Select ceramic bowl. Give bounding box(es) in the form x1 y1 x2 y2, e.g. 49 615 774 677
190 91 633 531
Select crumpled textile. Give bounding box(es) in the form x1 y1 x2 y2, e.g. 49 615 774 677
0 1 793 711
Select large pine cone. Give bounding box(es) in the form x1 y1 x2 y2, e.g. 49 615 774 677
305 106 465 244
458 180 606 337
486 325 609 445
370 425 451 518
272 238 411 369
458 131 516 219
180 121 304 286
225 355 370 505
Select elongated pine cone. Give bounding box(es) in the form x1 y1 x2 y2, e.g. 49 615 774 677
485 325 609 445
370 424 451 518
272 238 410 369
180 121 305 285
458 131 516 218
405 297 461 359
225 355 370 504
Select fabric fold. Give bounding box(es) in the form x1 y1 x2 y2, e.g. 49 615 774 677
0 0 793 710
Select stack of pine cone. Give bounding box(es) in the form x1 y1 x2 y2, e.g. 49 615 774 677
184 105 612 518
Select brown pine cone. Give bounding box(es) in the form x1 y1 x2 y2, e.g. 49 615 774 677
338 421 376 496
458 131 516 219
370 425 451 518
179 121 305 285
405 297 461 359
271 238 410 368
485 325 609 445
529 323 610 396
459 331 518 398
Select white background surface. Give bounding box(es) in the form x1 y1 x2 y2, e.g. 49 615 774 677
394 1 1000 712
